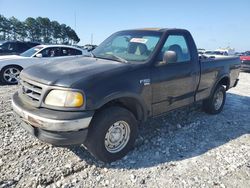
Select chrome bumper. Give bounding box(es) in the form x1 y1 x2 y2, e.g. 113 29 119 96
12 98 93 132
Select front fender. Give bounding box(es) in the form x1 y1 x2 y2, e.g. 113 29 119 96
0 58 29 71
98 92 147 108
94 91 149 120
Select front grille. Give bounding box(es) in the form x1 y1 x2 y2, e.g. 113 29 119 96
19 79 43 106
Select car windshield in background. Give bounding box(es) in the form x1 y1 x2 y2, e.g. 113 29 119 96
20 46 43 57
92 31 162 63
244 51 250 56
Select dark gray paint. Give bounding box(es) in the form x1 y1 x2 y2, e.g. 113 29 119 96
18 28 241 120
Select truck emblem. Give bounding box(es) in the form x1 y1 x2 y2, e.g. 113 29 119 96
140 79 151 86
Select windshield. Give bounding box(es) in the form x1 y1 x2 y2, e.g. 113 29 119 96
92 31 162 63
20 46 43 57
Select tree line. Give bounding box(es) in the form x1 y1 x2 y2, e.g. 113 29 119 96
0 15 80 44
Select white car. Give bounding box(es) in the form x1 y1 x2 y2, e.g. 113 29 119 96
0 45 87 84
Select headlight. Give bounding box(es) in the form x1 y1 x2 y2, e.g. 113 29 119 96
45 90 84 107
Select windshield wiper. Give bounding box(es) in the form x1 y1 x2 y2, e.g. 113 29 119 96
105 54 128 63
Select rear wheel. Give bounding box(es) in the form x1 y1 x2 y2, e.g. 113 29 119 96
203 85 226 114
85 106 138 163
0 66 22 85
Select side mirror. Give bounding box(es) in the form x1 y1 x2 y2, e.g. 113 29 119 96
163 50 177 64
155 51 177 67
35 53 43 58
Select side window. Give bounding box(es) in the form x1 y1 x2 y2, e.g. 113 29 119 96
17 43 29 52
159 35 191 63
40 47 61 57
7 43 15 51
61 48 70 56
1 42 9 50
74 49 82 55
61 48 82 56
1 42 15 51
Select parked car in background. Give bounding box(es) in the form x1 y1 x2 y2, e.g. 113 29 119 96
0 40 7 45
83 44 98 51
215 48 235 56
0 41 40 56
234 52 245 56
197 48 206 55
240 51 250 72
0 45 86 84
204 50 228 56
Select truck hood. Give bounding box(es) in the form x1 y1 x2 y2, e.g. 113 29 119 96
21 56 130 87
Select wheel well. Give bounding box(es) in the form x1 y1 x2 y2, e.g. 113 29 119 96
98 97 145 122
2 64 23 71
218 77 230 90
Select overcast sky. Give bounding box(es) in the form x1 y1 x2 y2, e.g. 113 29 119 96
0 0 249 51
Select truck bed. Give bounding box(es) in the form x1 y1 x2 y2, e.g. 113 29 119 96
196 56 241 101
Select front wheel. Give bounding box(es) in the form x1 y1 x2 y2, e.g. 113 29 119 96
0 66 22 85
85 106 138 163
203 85 226 114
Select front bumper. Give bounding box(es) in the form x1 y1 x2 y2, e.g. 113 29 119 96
12 92 94 145
18 120 89 146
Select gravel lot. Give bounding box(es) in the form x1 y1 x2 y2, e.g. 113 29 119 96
0 73 250 188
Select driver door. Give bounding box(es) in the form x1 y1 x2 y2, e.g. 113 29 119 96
151 34 198 116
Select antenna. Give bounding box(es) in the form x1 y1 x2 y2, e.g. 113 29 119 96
91 33 93 45
74 11 76 31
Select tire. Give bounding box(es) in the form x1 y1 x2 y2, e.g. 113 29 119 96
0 65 22 85
203 84 226 114
85 106 138 163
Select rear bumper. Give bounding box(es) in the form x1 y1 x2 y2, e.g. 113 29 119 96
241 65 250 72
12 92 94 145
241 61 250 72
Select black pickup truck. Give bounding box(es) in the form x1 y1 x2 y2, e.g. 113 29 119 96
12 28 240 162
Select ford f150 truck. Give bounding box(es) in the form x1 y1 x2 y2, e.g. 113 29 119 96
12 28 240 162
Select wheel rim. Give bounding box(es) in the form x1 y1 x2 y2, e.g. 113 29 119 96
214 90 224 110
3 67 20 84
104 120 130 153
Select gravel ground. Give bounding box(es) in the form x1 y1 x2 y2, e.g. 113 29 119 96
0 73 250 188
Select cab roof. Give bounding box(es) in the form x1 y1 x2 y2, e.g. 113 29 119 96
126 28 189 33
